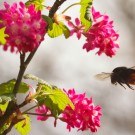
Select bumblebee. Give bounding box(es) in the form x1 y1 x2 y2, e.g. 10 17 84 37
95 66 135 90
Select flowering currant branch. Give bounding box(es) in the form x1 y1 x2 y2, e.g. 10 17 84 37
0 0 120 134
0 1 47 132
0 49 38 130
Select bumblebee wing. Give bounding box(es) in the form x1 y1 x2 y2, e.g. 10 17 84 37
95 72 111 80
128 74 135 85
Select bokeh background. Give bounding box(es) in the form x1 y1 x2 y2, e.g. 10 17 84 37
1 0 135 135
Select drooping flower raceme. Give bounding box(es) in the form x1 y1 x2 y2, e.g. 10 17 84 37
0 2 47 52
62 89 102 132
35 89 102 133
83 7 119 57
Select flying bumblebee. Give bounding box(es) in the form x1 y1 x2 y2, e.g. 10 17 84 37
95 66 135 90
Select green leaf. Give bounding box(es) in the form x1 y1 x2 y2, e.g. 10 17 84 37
80 0 93 31
48 22 70 38
42 15 53 30
0 102 8 111
47 23 63 38
59 23 70 39
0 27 8 45
25 0 45 11
0 94 15 104
85 2 93 21
0 123 10 134
24 74 50 86
0 103 11 134
36 84 74 117
14 114 31 135
0 79 29 95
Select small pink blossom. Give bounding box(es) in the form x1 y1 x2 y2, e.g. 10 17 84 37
0 2 47 52
62 89 102 132
68 18 85 39
35 105 50 121
83 7 119 57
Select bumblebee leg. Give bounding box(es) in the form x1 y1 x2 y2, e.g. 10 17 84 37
113 82 117 85
126 83 134 90
118 82 126 89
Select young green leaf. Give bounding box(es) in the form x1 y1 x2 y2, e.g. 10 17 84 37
0 123 10 135
0 94 15 104
0 102 8 111
59 23 70 39
48 22 70 38
14 114 31 135
24 74 50 86
25 0 45 11
47 23 63 38
85 2 93 21
80 0 93 31
42 15 53 30
0 79 29 95
36 84 74 117
0 28 8 45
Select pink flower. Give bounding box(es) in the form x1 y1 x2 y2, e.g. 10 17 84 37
83 7 119 57
62 89 102 132
35 105 50 121
68 18 85 39
0 2 47 52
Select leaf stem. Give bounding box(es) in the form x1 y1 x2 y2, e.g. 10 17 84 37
43 5 48 8
61 2 80 14
22 105 38 114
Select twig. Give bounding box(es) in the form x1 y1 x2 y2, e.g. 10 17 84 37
25 112 52 117
0 0 68 132
0 49 38 132
2 122 14 135
13 48 38 95
49 0 67 18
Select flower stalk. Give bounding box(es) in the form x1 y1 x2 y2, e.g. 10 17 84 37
62 2 80 14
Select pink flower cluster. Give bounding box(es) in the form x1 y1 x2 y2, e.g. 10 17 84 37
35 89 102 133
83 7 119 57
0 2 47 52
35 105 50 121
62 89 102 132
